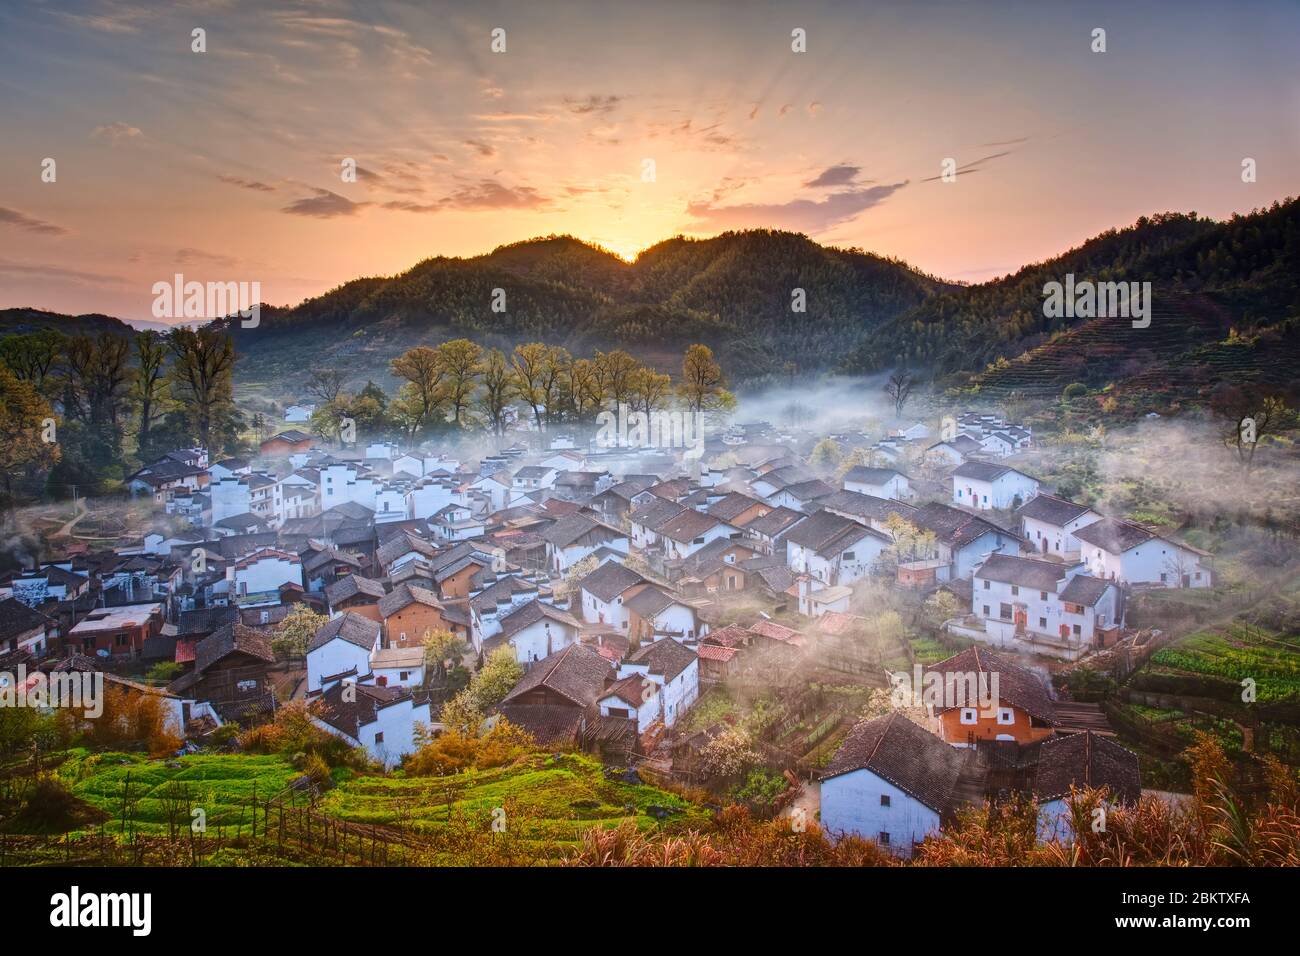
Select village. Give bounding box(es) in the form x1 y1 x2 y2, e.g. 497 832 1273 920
1 385 1239 860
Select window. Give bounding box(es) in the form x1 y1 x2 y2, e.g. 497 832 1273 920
982 579 990 590
843 551 855 560
1040 591 1048 600
400 671 410 681
999 603 1012 620
982 605 990 617
374 732 384 745
880 794 891 807
997 708 1015 725
960 708 978 725
1010 585 1019 596
1038 617 1047 628
878 832 891 846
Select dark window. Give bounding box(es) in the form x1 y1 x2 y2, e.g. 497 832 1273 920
982 579 990 590
374 732 384 744
878 832 891 845
1010 585 1019 596
880 794 891 807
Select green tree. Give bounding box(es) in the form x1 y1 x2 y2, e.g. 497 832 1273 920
272 604 329 660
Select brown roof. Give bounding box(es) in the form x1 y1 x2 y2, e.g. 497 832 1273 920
325 574 386 607
578 559 647 603
315 681 413 738
493 704 585 744
925 646 1058 724
821 712 968 814
496 598 582 640
501 642 612 708
626 636 696 682
191 622 275 675
1073 517 1157 554
1033 731 1140 804
654 508 727 544
974 553 1067 592
377 582 442 619
706 492 767 523
308 612 380 653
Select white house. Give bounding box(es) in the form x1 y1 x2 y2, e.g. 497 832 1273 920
306 612 381 694
615 636 698 729
624 586 703 643
1034 732 1141 843
656 511 740 561
820 712 969 858
951 462 1040 511
1015 494 1102 560
225 548 303 607
369 646 425 690
970 553 1122 659
1073 518 1212 589
843 466 911 501
542 514 629 575
283 403 316 423
577 558 647 630
431 503 485 542
912 502 1025 581
312 678 431 770
784 510 890 588
512 466 559 491
486 599 582 664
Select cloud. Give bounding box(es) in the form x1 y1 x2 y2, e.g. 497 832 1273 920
175 247 239 268
803 165 863 189
686 182 908 234
91 121 143 143
564 94 622 115
382 179 550 214
281 188 366 218
0 258 125 285
921 150 1015 182
464 138 497 158
0 206 69 236
218 174 276 192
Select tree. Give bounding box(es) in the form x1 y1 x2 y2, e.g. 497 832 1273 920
437 339 483 427
131 332 169 461
678 344 729 414
510 342 551 432
922 590 963 629
305 367 346 406
167 326 237 455
478 348 516 437
836 446 879 480
698 725 759 779
1210 383 1296 473
885 368 916 417
422 629 468 681
552 553 599 602
272 605 328 660
440 646 523 735
0 365 60 526
0 330 64 396
594 349 642 411
630 365 673 416
390 346 446 433
809 437 842 472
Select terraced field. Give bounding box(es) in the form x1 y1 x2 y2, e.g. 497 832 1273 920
1150 625 1300 704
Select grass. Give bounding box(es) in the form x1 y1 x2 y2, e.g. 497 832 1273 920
27 748 709 864
1151 624 1300 703
322 752 709 850
678 688 736 733
56 748 303 835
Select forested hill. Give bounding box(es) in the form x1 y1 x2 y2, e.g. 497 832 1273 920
214 230 950 390
842 197 1300 384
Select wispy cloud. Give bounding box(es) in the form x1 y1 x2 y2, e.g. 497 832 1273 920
686 182 908 234
218 174 276 193
565 94 622 115
803 165 863 189
383 179 549 214
0 206 69 236
91 121 143 144
282 188 366 218
921 150 1015 182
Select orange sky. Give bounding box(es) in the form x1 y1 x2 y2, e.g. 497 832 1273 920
2 0 1298 322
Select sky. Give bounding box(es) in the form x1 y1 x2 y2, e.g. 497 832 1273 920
1 0 1298 323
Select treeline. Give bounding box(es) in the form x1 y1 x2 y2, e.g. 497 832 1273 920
308 341 732 442
0 326 241 503
845 197 1300 377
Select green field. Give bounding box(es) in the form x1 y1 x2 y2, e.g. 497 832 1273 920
21 748 708 864
1150 625 1300 703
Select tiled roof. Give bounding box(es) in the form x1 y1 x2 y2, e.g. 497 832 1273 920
1073 517 1156 554
308 612 379 653
821 712 968 815
578 559 646 603
627 637 696 682
925 646 1057 724
1016 493 1094 526
975 553 1067 592
501 642 612 708
1033 732 1140 804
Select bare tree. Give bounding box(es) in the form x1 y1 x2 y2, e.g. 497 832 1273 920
885 368 916 417
305 367 346 406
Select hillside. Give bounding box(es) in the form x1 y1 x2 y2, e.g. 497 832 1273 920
845 197 1300 404
216 230 949 391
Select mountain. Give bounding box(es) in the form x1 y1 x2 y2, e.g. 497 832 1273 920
843 197 1300 407
213 230 951 393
